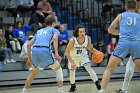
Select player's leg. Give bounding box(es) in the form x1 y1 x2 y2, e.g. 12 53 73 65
134 59 140 73
83 62 101 90
132 40 140 73
69 69 76 92
21 66 39 93
99 39 130 93
21 48 41 93
99 55 122 93
49 60 65 93
67 61 77 92
117 56 135 93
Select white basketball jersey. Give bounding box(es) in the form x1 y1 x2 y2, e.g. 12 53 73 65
70 35 90 65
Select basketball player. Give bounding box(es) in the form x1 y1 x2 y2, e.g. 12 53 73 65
98 1 140 93
65 25 103 92
116 56 135 93
117 0 140 93
21 17 65 93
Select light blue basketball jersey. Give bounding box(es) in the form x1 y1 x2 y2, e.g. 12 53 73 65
119 12 140 39
33 26 60 47
113 12 140 60
31 26 60 68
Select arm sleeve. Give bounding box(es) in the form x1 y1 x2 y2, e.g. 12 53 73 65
53 28 60 35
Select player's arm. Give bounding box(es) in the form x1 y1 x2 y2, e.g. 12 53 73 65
108 14 121 35
53 34 61 63
27 38 35 67
87 36 98 55
65 38 75 63
53 34 59 55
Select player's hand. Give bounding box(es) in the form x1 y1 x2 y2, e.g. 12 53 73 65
71 62 77 70
55 53 62 63
26 58 32 67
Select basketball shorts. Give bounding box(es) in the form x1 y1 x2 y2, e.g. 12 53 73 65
113 39 140 60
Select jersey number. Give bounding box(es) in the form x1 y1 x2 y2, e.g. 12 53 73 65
38 31 48 35
127 17 136 26
77 50 82 54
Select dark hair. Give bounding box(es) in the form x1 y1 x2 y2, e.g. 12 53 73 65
8 24 13 28
73 25 88 37
45 17 56 25
126 0 136 9
15 21 23 28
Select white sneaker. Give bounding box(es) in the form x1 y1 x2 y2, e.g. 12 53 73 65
6 59 11 63
21 91 26 93
98 89 105 93
21 92 25 93
3 61 7 64
125 91 128 93
21 88 27 93
29 67 44 71
29 67 33 71
58 89 65 93
58 87 65 93
21 91 27 93
10 59 16 63
39 67 44 71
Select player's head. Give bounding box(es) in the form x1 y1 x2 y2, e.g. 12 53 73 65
45 17 56 26
125 0 136 10
73 25 88 37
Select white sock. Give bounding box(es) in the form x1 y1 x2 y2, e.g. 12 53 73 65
98 89 105 93
21 88 27 92
69 70 76 84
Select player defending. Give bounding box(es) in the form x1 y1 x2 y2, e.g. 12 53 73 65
21 17 65 93
99 0 140 93
117 0 140 93
65 25 103 92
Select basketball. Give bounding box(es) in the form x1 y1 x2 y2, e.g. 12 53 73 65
92 51 104 63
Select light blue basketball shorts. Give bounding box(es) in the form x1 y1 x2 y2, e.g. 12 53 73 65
31 47 55 68
113 39 140 60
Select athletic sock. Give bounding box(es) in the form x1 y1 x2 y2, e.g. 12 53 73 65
21 88 27 93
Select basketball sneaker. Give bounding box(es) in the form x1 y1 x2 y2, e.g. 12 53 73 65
98 89 105 93
21 90 27 93
10 59 16 63
116 89 127 93
95 81 101 90
21 92 26 93
21 88 27 93
69 83 77 92
58 89 65 93
58 87 65 93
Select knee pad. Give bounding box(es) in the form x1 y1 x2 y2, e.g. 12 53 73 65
55 67 63 81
